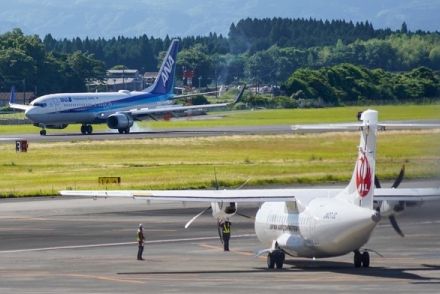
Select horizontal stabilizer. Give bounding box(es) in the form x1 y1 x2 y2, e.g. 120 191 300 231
292 122 440 132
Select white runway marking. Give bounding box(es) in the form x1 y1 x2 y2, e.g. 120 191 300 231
0 234 256 254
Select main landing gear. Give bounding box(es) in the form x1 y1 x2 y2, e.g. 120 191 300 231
81 124 93 135
354 250 370 268
267 250 285 269
40 129 47 136
118 128 130 134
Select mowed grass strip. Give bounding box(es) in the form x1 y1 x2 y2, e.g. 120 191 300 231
1 130 439 197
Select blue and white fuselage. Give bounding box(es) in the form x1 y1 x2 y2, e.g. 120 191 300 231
25 90 174 125
10 39 240 135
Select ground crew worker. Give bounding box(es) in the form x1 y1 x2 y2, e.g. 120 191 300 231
137 224 145 260
220 219 231 251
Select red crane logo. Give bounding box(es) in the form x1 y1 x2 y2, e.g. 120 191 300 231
356 154 372 198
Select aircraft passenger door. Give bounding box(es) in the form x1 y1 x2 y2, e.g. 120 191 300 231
52 98 62 112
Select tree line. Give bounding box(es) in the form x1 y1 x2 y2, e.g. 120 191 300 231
0 17 439 104
0 28 105 94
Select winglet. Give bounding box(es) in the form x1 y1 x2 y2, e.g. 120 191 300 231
233 84 246 104
8 86 16 105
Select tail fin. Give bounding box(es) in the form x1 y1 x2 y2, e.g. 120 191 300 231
338 109 378 209
150 39 179 95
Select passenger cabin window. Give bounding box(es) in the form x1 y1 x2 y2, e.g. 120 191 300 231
33 102 47 107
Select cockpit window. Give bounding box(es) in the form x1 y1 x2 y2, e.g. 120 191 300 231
33 102 47 107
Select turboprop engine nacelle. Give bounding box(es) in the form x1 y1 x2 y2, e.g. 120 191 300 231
211 202 237 220
107 113 134 130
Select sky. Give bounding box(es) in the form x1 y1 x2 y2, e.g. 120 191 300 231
0 0 439 39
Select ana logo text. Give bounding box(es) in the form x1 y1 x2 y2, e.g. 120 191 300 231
355 154 372 197
161 55 175 88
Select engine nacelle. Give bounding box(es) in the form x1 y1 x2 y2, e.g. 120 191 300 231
211 202 237 220
107 113 134 130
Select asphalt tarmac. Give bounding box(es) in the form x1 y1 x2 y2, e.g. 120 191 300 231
1 181 440 293
1 118 439 144
0 124 294 143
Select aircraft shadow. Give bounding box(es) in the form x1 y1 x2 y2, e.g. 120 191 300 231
283 259 440 282
117 262 440 283
118 269 270 275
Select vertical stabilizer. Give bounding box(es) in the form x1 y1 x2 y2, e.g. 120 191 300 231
338 109 378 209
150 39 179 95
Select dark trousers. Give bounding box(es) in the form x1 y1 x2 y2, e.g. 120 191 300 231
223 233 230 251
137 245 144 260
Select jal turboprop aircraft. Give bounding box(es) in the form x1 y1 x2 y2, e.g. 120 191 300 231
61 109 440 269
9 39 244 135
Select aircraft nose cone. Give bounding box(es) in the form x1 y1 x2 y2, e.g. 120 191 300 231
25 107 38 121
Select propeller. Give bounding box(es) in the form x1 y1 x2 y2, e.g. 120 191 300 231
391 165 405 188
184 206 211 229
389 215 404 237
184 169 253 235
375 165 406 237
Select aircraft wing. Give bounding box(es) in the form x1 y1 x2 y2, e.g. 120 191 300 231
172 91 219 99
60 188 338 202
128 85 246 118
128 102 232 117
292 122 440 131
60 187 440 203
374 188 440 201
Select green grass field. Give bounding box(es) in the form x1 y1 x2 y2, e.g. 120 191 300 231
1 130 439 197
1 104 439 134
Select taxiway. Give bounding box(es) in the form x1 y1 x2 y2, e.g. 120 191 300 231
1 181 439 293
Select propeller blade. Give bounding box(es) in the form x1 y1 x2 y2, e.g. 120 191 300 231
389 215 405 237
391 165 405 188
374 175 382 188
235 177 252 190
185 206 211 229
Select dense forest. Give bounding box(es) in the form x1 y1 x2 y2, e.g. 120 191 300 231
1 17 439 105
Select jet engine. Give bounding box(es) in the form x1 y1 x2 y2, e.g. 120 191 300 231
106 113 134 130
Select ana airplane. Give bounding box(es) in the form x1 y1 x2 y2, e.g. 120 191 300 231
60 109 440 269
9 39 244 136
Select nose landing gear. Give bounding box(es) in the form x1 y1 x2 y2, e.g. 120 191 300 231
267 250 285 269
81 125 93 135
